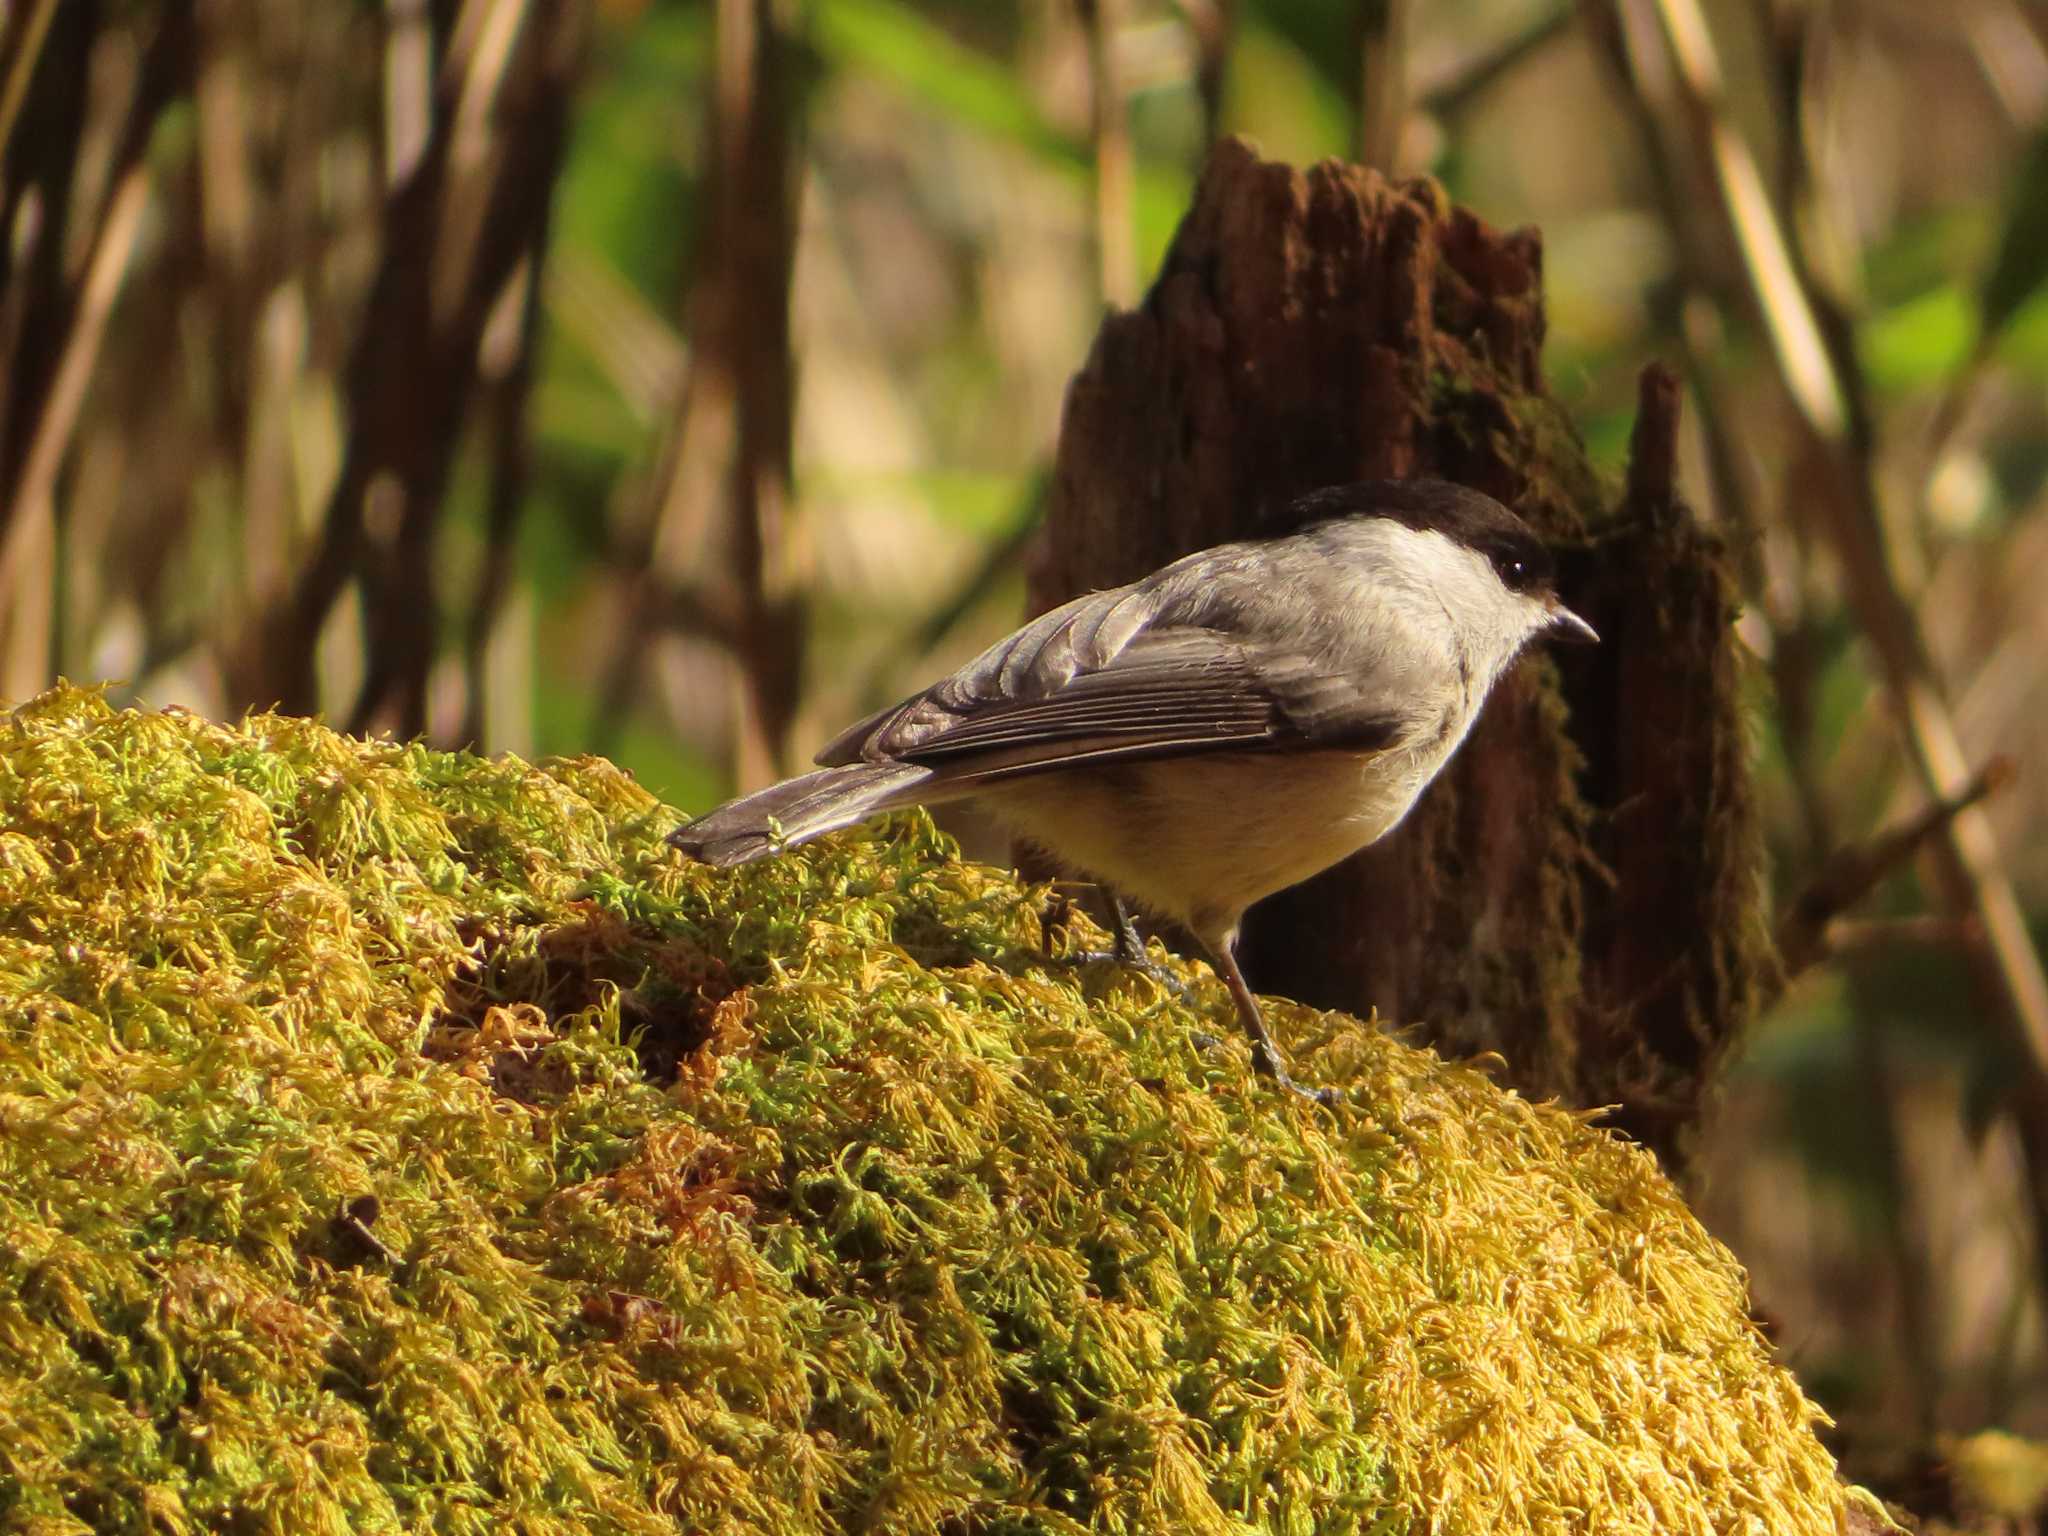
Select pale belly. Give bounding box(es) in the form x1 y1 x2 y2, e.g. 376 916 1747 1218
981 747 1442 939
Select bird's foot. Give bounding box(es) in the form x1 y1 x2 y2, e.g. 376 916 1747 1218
1198 931 1340 1105
1041 893 1191 999
1250 1040 1342 1106
1057 945 1193 1004
1105 898 1192 998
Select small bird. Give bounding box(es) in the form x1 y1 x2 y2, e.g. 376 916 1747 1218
669 480 1596 1102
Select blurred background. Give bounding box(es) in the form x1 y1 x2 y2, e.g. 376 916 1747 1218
3 0 2046 1512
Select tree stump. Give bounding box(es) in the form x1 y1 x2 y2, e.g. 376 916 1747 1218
1032 138 1768 1165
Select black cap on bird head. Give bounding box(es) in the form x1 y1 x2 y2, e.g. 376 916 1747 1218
1280 479 1597 643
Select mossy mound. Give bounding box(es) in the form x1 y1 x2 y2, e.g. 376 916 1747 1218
0 685 1846 1535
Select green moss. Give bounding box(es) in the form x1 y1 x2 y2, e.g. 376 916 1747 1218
1505 392 1613 536
0 685 1845 1534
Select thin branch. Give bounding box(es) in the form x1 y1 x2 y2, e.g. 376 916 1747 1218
1418 2 1570 122
234 2 584 731
0 165 149 694
850 471 1048 717
0 167 150 591
718 0 805 785
1638 0 2048 1059
1819 916 1980 958
383 0 433 187
0 0 91 440
0 0 59 158
233 1 470 717
1083 0 1136 306
617 0 808 784
1847 1013 1942 1444
1776 757 2015 982
353 0 583 737
1584 8 1830 858
1170 0 1231 148
1356 0 1411 172
1963 0 2048 125
0 5 189 695
546 247 687 423
459 246 546 750
1643 0 1846 437
1624 0 2048 1304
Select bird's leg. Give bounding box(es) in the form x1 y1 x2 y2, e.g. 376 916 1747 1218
1110 896 1195 1001
1047 890 1191 1000
1205 937 1339 1106
1110 895 1150 968
1110 896 1196 998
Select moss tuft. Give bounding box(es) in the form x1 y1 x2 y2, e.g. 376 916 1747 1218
1 685 1844 1534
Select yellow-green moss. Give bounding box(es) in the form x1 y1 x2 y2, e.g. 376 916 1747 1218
0 684 1846 1535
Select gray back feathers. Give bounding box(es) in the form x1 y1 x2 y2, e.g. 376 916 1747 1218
673 482 1564 867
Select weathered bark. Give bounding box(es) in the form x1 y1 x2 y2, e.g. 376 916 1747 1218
1032 138 1768 1164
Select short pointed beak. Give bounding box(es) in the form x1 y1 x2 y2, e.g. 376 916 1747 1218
1546 600 1599 645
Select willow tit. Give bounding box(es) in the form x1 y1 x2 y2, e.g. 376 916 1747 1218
669 480 1597 1102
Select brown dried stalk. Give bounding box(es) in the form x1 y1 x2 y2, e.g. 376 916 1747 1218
1636 0 2048 1059
0 6 190 698
0 0 59 157
598 0 805 784
1356 0 1412 171
1777 758 2015 983
234 1 584 732
1622 0 2048 1300
1082 0 1136 306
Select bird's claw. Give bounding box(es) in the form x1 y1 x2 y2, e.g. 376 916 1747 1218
1251 1040 1342 1106
1106 899 1192 998
1059 944 1190 1000
1042 893 1191 998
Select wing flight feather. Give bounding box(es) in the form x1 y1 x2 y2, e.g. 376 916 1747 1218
815 553 1405 779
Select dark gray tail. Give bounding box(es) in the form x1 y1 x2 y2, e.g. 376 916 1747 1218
667 761 936 867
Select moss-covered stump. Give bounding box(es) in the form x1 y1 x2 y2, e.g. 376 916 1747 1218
0 686 1846 1535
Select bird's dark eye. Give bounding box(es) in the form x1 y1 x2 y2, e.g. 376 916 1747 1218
1495 553 1537 591
1484 534 1550 592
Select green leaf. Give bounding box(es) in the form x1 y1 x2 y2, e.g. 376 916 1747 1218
1238 0 1357 125
1860 207 1991 308
556 5 709 304
1135 162 1194 282
802 467 1038 536
1225 15 1352 164
810 2 1211 301
1979 127 2048 344
1859 285 1977 394
1990 284 2048 376
812 0 1084 170
1577 407 1634 475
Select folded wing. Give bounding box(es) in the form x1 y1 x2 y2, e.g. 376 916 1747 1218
817 575 1403 783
